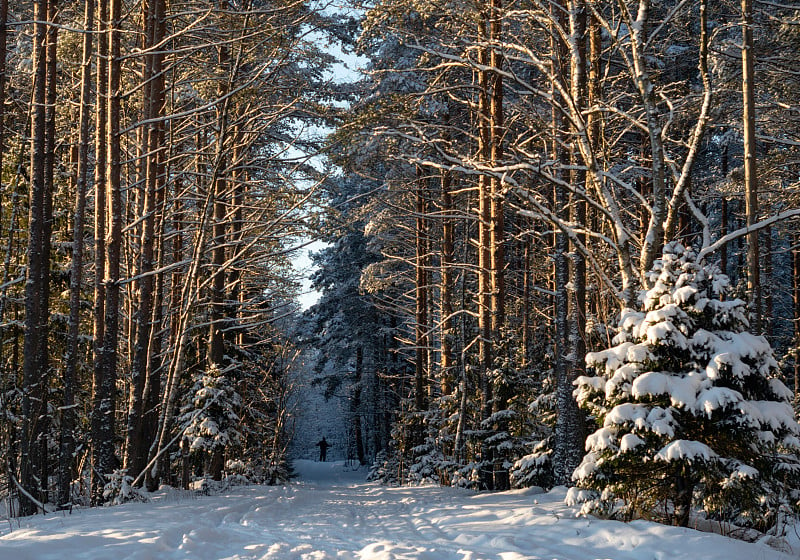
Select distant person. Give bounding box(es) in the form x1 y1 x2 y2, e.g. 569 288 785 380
316 437 330 462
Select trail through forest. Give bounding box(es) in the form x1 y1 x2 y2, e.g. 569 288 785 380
0 460 795 559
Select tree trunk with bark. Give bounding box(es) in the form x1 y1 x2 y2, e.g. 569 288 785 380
60 0 94 509
476 14 494 490
20 0 51 516
0 0 6 181
209 0 231 370
353 347 365 465
414 172 429 428
566 0 589 483
91 0 108 499
488 0 509 491
793 232 799 405
551 0 580 487
742 0 761 330
126 0 166 480
92 0 123 500
439 169 455 396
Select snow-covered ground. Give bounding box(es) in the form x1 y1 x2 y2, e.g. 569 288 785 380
0 461 795 559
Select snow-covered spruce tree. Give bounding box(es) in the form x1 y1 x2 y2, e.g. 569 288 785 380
179 364 243 481
570 242 800 528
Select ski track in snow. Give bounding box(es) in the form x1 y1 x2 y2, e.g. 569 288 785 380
0 460 793 560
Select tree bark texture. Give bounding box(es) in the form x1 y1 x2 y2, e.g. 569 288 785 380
126 0 166 480
742 0 761 330
414 172 429 416
60 0 95 509
92 0 123 500
20 0 51 516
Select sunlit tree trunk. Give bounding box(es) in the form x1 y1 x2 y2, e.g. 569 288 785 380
60 0 94 508
476 13 494 490
37 0 58 504
126 0 166 481
353 347 365 464
793 233 799 405
209 0 231 374
92 0 123 500
488 0 510 491
227 123 245 348
742 0 761 330
764 229 773 338
414 171 429 417
0 0 6 180
142 11 168 485
566 0 588 483
91 0 108 499
551 0 578 487
720 145 729 276
440 169 455 396
630 0 667 278
20 0 51 515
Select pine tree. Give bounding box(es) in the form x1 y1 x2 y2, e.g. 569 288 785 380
570 242 800 528
179 364 243 481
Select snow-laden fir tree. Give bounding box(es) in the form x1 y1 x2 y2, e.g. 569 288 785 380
179 364 243 481
569 242 800 528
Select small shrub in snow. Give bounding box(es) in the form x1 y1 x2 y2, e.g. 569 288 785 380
510 437 554 489
225 459 247 474
368 450 401 485
572 243 800 528
103 470 147 505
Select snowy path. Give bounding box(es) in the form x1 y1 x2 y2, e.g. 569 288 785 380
0 460 793 559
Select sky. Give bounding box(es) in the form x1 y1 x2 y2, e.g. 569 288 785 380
290 8 368 313
293 240 329 310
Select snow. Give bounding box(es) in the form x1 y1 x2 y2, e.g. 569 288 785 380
619 433 645 452
655 440 717 463
1 460 795 559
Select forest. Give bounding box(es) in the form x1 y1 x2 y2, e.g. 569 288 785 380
0 0 799 536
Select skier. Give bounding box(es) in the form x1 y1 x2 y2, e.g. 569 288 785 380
316 437 330 462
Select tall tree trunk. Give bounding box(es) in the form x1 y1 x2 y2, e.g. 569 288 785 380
476 14 494 490
488 0 509 491
488 0 505 339
630 0 667 278
60 0 94 509
353 347 365 465
439 169 455 396
37 0 58 506
91 0 108 499
550 0 577 487
227 123 245 348
793 232 799 405
126 0 166 480
521 242 531 369
565 0 588 483
142 19 168 488
720 145 729 276
453 225 471 464
20 0 51 516
209 0 231 370
0 0 6 181
92 0 123 500
414 171 428 419
742 0 761 330
764 228 773 338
